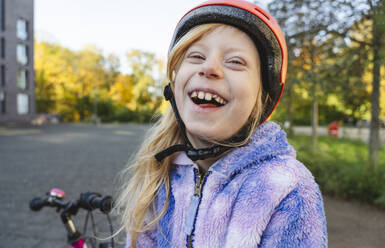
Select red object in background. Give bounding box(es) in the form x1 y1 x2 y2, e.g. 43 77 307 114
328 121 339 137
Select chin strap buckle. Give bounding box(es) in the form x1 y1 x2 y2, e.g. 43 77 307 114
163 84 173 101
155 144 231 163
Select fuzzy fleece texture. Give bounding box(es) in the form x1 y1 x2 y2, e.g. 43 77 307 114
126 121 328 248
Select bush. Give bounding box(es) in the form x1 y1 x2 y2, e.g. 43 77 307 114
56 97 160 123
99 105 159 123
288 134 385 207
36 98 56 113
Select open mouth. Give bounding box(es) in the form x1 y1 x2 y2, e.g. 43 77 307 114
189 90 227 107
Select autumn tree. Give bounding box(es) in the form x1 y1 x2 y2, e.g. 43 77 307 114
125 49 165 113
35 42 167 122
269 0 341 147
269 0 384 167
319 0 384 168
35 42 77 115
366 0 384 168
109 74 134 107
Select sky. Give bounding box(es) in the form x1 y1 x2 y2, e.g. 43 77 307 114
34 0 271 73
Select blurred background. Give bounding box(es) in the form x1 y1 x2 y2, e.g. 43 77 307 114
0 0 384 247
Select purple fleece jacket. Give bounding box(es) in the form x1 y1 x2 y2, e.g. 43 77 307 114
126 121 328 247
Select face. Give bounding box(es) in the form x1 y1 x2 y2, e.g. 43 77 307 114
174 25 261 148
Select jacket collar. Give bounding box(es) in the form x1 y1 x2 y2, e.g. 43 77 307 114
172 122 295 179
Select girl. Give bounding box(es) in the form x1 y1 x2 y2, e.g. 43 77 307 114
118 0 328 247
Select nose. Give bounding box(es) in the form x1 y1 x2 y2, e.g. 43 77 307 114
198 57 223 79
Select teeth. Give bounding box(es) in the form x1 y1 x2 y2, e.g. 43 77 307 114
204 92 212 101
213 94 226 105
190 90 226 105
198 91 205 99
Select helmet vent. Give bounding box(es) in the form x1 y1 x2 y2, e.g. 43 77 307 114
254 7 270 21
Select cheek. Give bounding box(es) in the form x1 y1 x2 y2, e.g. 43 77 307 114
173 64 189 96
233 78 260 120
174 79 184 101
237 79 259 105
174 80 182 102
173 68 191 112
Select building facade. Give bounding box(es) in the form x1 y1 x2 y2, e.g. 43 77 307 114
0 0 34 122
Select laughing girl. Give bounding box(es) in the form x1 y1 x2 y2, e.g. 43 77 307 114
118 1 328 247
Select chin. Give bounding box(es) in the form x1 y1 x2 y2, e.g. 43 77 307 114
187 125 235 144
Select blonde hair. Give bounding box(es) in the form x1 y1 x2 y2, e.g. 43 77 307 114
115 23 263 247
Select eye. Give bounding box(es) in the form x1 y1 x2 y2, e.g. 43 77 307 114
229 59 243 65
226 57 247 68
188 53 205 60
186 52 205 64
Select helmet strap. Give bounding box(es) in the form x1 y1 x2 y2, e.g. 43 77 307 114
155 83 232 162
163 83 192 147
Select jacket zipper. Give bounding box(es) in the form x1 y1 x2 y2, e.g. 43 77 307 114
187 168 209 248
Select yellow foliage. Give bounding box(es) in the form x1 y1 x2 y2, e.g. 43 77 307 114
73 112 81 122
302 64 312 71
381 65 385 118
109 74 134 107
294 86 309 99
35 41 117 121
158 100 170 115
35 42 167 121
326 94 340 106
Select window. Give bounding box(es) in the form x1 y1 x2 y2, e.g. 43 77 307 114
0 91 5 114
17 44 28 65
17 93 28 114
0 65 4 86
17 69 27 89
17 19 28 40
0 38 4 58
0 0 4 31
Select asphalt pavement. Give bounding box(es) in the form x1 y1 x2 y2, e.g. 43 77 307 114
1 123 385 248
0 123 149 248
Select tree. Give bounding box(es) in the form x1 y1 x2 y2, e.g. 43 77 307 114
327 0 384 168
35 42 167 123
109 74 134 107
269 0 384 167
35 42 118 121
367 0 385 168
125 50 164 112
34 42 77 114
269 0 340 148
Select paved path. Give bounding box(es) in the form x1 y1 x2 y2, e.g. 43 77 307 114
1 123 385 247
0 123 149 247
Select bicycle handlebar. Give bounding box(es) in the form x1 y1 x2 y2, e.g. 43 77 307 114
30 188 115 248
29 189 113 214
79 192 113 214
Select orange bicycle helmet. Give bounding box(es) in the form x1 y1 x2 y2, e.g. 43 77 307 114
169 0 288 122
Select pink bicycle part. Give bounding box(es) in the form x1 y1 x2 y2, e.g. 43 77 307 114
50 188 66 198
71 238 85 248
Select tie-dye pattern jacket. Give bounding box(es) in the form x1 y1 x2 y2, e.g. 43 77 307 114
127 121 328 248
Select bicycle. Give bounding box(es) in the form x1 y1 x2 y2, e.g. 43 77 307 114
30 188 115 248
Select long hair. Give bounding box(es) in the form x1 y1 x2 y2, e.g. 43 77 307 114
115 23 264 248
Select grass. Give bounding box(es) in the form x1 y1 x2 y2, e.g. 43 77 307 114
287 134 385 207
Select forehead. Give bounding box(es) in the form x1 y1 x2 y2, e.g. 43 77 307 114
189 25 257 52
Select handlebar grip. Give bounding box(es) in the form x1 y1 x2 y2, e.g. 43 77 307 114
30 197 47 211
79 192 113 214
91 195 113 214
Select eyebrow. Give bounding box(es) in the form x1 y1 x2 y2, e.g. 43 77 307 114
187 43 205 51
188 43 251 55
